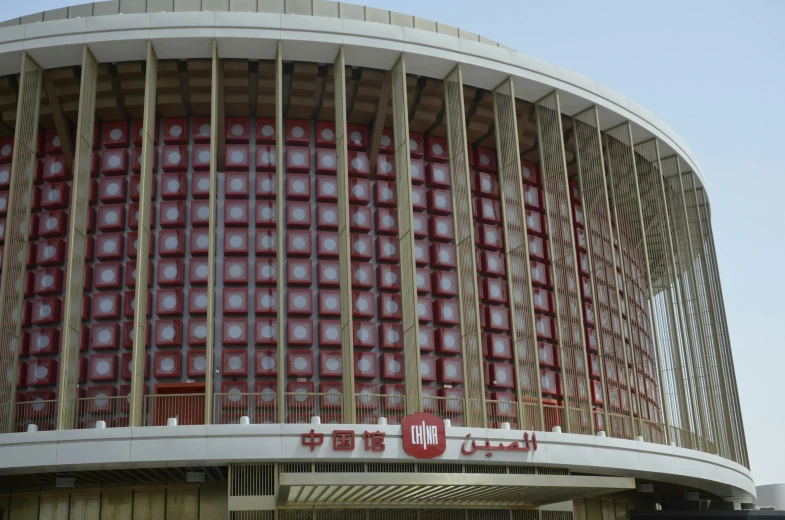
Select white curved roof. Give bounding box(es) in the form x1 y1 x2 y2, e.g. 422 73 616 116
0 0 706 191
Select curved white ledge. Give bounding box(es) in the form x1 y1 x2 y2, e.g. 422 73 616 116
0 425 754 502
0 11 707 193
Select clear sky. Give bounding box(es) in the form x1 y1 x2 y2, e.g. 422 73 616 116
2 0 783 487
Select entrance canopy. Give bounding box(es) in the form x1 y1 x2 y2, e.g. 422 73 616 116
277 472 636 509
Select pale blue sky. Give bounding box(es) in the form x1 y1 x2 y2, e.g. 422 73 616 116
2 0 783 486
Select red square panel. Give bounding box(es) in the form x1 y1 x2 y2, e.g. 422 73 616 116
256 201 276 227
226 118 250 143
286 231 311 257
192 173 211 199
256 259 277 285
381 353 404 380
154 320 181 347
378 293 402 321
436 328 461 354
287 202 311 228
409 133 424 158
420 355 436 382
28 328 59 355
536 315 556 340
41 155 68 182
187 320 208 346
377 154 394 179
223 259 248 286
226 145 250 171
99 177 127 204
320 351 343 378
225 173 250 198
185 350 207 378
316 122 336 147
349 179 371 205
412 213 428 238
38 210 68 237
486 305 510 332
257 230 277 256
319 320 341 347
434 300 460 326
286 174 311 200
352 263 373 290
27 359 58 386
225 230 249 256
477 172 499 198
411 186 427 212
88 354 117 382
474 147 497 172
418 325 436 352
157 289 184 317
380 323 403 350
315 148 337 174
318 290 340 317
288 289 313 316
161 146 187 172
159 201 185 228
378 265 402 292
256 118 276 143
352 292 374 319
0 138 12 163
413 241 429 266
256 146 277 171
417 297 433 323
317 204 338 230
415 268 431 294
255 319 277 346
426 136 448 163
159 230 185 257
354 352 377 380
161 173 187 200
346 124 368 150
188 289 210 316
192 145 212 171
349 206 371 232
93 262 122 291
225 201 250 228
102 121 130 148
222 350 248 377
255 288 277 315
348 151 369 177
538 342 557 367
223 288 248 315
40 183 69 210
316 176 337 202
438 358 463 384
90 323 119 350
353 322 376 349
255 349 277 375
286 120 311 145
156 259 184 287
286 146 311 173
130 147 159 173
287 259 312 286
187 259 209 286
288 350 314 377
530 261 550 287
153 351 181 379
256 173 276 199
223 319 248 346
410 159 426 184
162 118 188 144
350 234 372 261
540 370 561 396
375 208 397 235
489 363 514 389
91 293 120 320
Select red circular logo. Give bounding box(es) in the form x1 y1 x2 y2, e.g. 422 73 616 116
401 412 446 459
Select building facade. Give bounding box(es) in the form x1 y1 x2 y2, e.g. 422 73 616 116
0 0 753 518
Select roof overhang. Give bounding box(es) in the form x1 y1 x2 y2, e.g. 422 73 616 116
276 472 636 509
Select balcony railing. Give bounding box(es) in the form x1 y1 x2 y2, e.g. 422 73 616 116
143 393 206 426
75 396 128 428
14 400 58 432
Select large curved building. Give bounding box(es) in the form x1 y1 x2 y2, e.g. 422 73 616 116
0 1 753 518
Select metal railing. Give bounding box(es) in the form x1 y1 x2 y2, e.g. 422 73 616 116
75 396 128 428
355 393 406 425
214 392 278 425
143 393 206 426
283 392 343 424
424 395 465 426
486 399 519 427
14 400 57 432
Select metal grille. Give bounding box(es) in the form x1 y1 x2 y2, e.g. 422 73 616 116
0 53 43 432
59 47 99 429
572 107 632 438
628 139 671 445
231 512 275 520
693 187 748 467
602 123 654 440
493 80 543 431
391 55 422 415
444 66 486 427
535 92 592 434
230 464 276 497
661 156 724 455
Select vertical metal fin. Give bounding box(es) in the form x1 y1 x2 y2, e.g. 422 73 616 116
391 55 423 414
492 79 543 430
58 47 97 430
128 42 158 427
334 47 356 423
572 106 625 437
205 39 224 424
0 52 43 432
444 66 487 428
535 92 593 434
275 42 286 423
